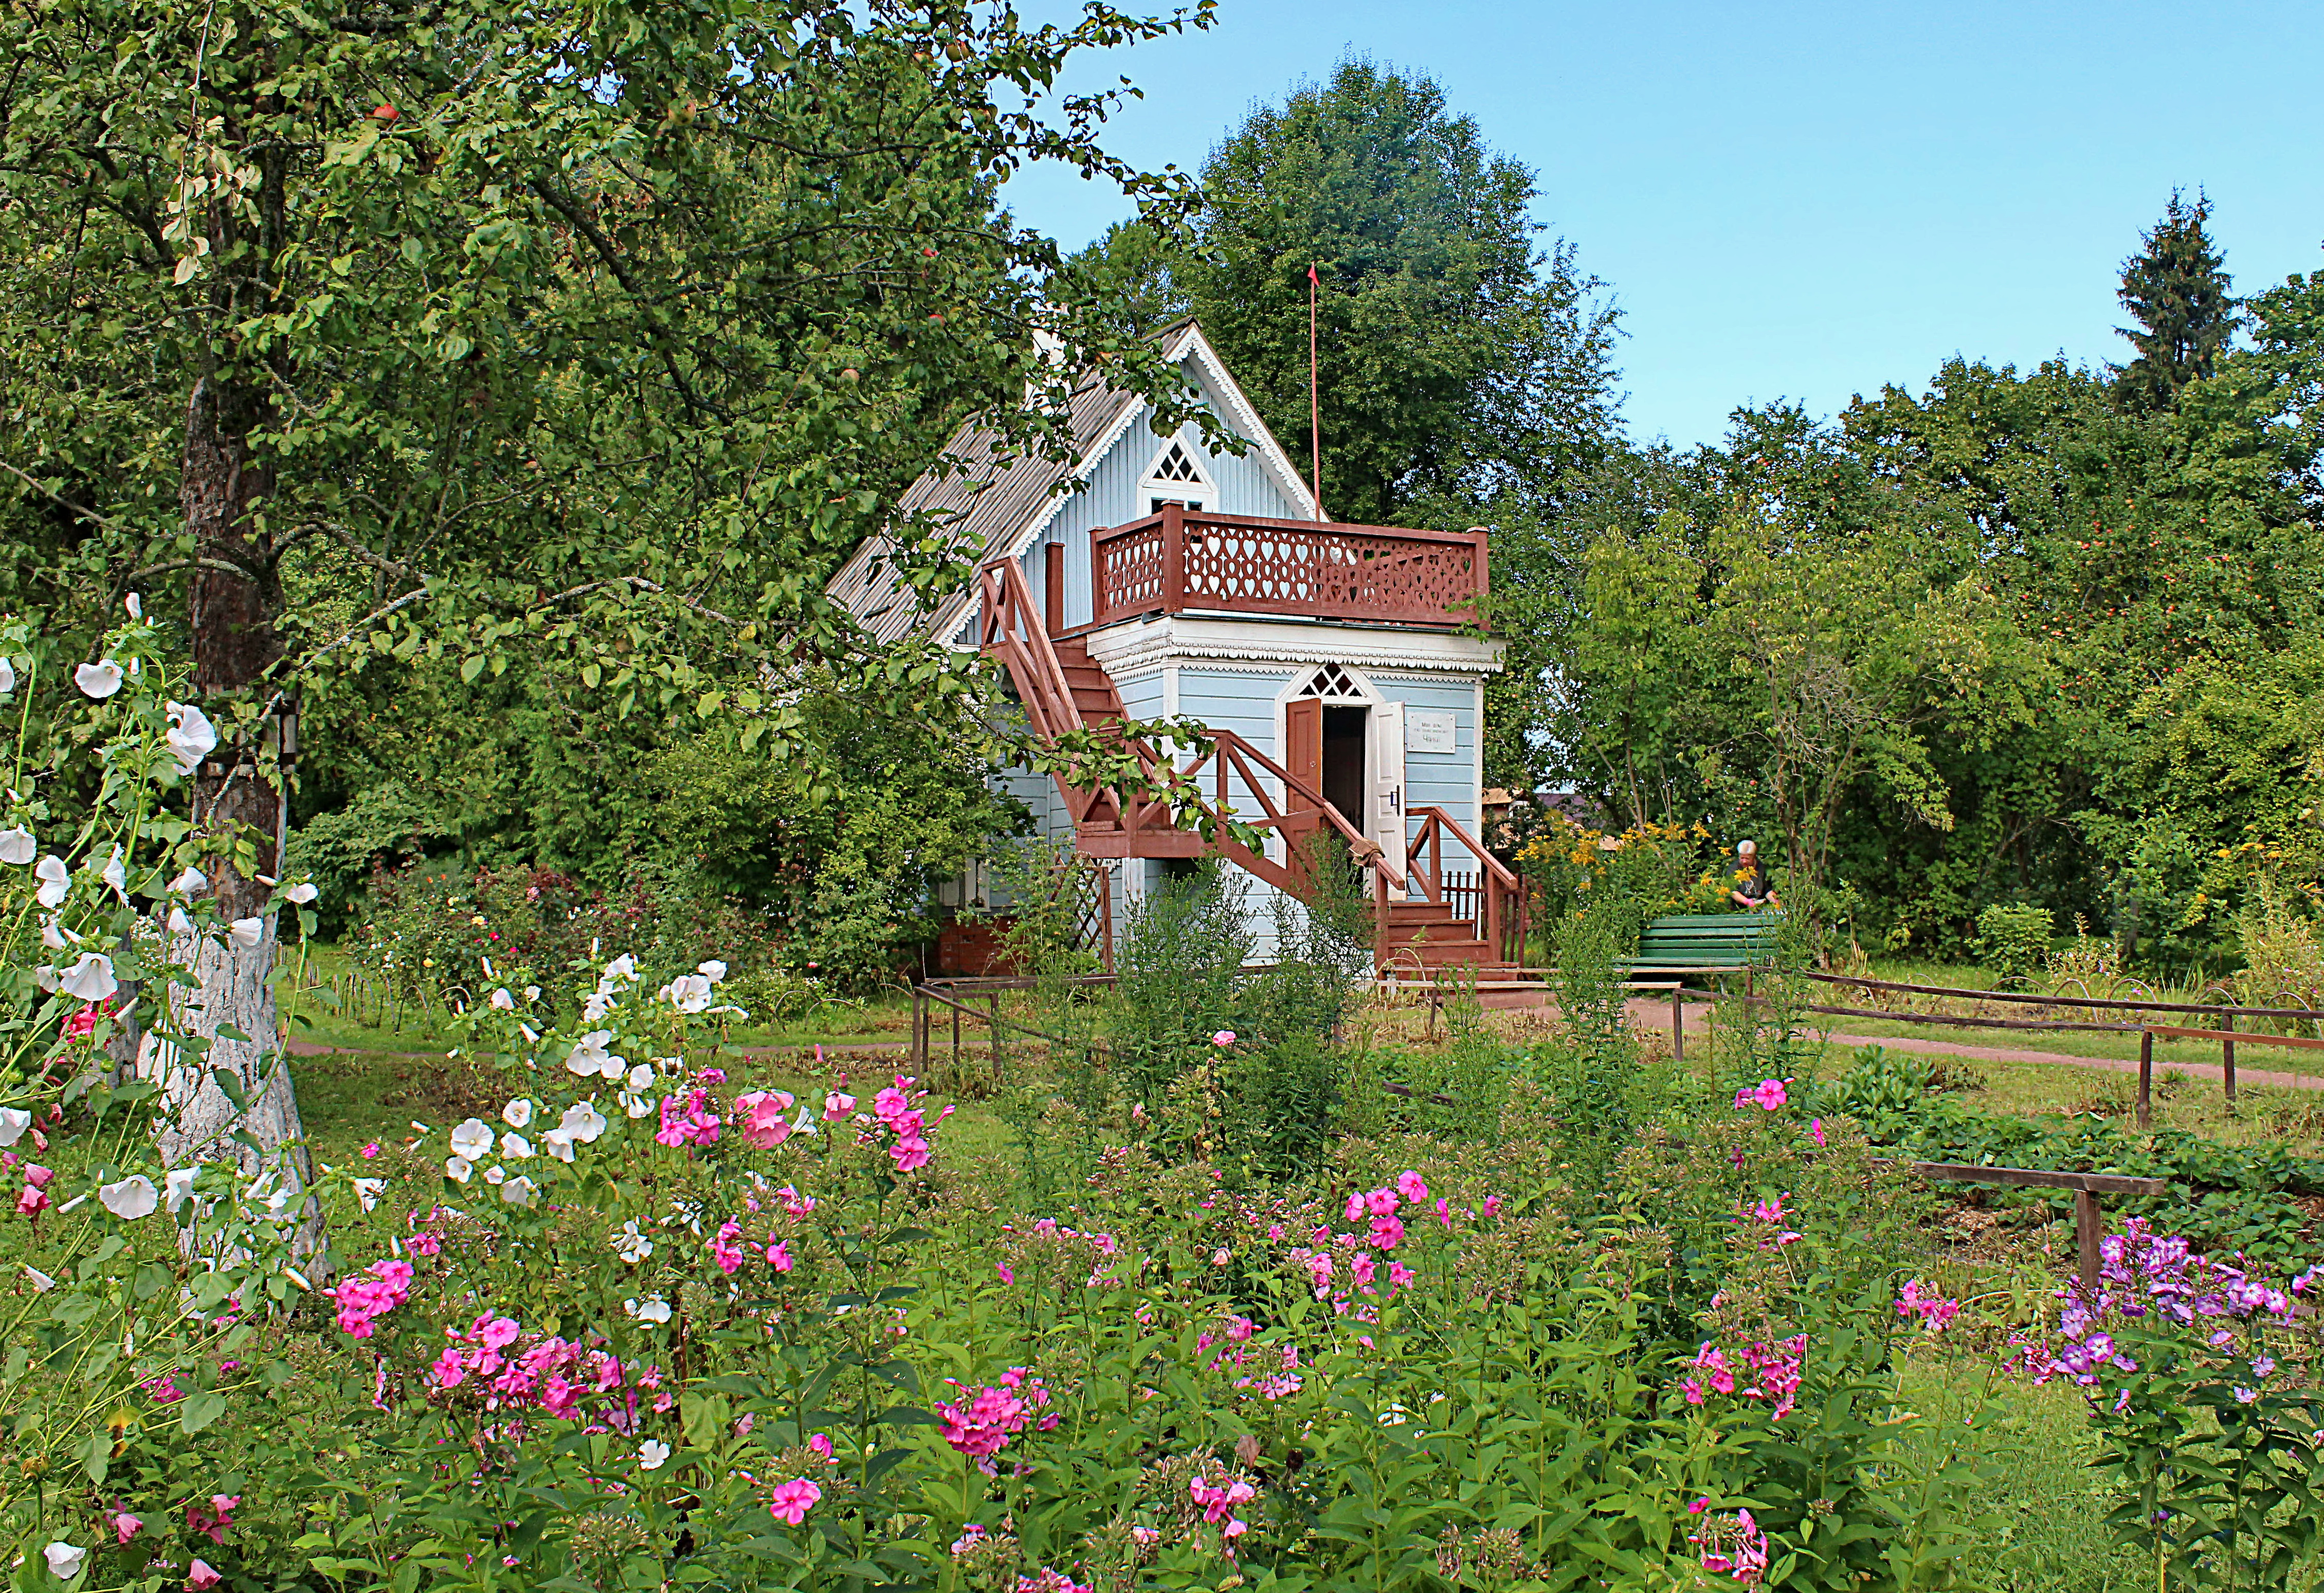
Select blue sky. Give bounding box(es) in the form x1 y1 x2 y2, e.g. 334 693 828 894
1000 0 2324 448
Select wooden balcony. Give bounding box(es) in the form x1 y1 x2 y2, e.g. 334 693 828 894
1090 507 1486 629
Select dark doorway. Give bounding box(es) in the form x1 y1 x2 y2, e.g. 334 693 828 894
1321 707 1366 827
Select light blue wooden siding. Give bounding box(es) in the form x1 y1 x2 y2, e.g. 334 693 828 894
1017 398 1304 633
1382 675 1484 867
1114 668 1168 721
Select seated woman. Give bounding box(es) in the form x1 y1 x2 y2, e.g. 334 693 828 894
1730 840 1774 910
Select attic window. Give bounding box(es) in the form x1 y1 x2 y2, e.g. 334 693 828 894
1141 437 1211 515
1299 663 1367 701
1150 442 1203 483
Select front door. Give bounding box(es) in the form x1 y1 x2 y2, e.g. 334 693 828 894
1370 701 1407 892
1283 697 1323 865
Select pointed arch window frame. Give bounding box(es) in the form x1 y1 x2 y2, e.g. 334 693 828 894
1138 433 1215 515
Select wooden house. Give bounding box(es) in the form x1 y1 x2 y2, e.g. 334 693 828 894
827 321 1517 973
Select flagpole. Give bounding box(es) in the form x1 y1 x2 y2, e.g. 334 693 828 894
1307 262 1322 520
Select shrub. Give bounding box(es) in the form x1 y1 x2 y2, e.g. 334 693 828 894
1973 902 2054 984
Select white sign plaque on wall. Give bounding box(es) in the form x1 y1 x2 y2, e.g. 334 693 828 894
1406 709 1457 754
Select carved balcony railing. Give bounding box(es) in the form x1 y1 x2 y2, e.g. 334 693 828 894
1091 507 1486 629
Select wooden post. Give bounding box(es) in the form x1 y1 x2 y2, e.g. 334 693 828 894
2137 1029 2153 1129
2075 1187 2102 1292
1161 502 1186 615
1672 987 1684 1065
2223 1011 2237 1110
951 998 961 1070
990 993 1003 1079
910 988 922 1069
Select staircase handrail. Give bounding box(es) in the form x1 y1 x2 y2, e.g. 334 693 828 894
978 559 1080 741
1407 805 1519 961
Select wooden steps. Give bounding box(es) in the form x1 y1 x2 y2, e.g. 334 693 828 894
1376 900 1511 973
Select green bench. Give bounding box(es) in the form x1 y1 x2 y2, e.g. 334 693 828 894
1628 912 1783 974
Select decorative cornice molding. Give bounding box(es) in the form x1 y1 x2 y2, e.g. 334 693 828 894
1084 614 1501 680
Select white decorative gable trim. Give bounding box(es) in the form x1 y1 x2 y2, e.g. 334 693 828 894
977 323 1323 585
1084 614 1501 680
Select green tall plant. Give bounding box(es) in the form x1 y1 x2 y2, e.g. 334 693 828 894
2115 190 2239 413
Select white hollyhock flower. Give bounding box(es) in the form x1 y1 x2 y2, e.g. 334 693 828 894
353 1178 385 1211
501 1098 534 1129
488 988 514 1010
100 847 127 901
98 1175 158 1220
482 1164 506 1186
602 953 638 984
499 1132 533 1160
696 960 728 982
559 1100 608 1144
0 825 32 864
626 1063 655 1091
524 985 541 1003
34 855 69 908
40 917 72 949
58 952 118 1002
614 1221 654 1263
165 1167 199 1213
228 917 264 949
74 660 124 699
444 1155 473 1184
125 592 142 620
480 956 495 978
582 989 615 1022
23 1264 55 1292
167 906 194 934
661 974 713 1013
542 1130 574 1163
621 1092 653 1119
0 1107 30 1146
165 701 218 775
44 1542 86 1580
0 656 13 694
627 1294 671 1323
284 882 319 904
638 1439 671 1471
500 1175 537 1207
448 1118 494 1160
789 1105 819 1138
168 866 208 894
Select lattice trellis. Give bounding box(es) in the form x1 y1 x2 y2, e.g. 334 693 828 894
1146 441 1205 484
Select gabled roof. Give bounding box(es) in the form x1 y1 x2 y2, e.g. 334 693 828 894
826 321 1319 645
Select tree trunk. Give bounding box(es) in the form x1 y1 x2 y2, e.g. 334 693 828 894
162 372 322 1259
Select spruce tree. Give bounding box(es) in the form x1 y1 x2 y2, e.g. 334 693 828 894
2114 190 2237 411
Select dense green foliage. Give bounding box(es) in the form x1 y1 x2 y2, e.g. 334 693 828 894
1495 199 2324 967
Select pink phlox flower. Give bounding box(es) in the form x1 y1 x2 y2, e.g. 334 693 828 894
1225 1315 1255 1342
808 1432 834 1462
1432 1197 1454 1229
408 1230 443 1257
767 1477 823 1525
1350 1252 1377 1289
1809 1117 1826 1147
1342 1192 1365 1223
1388 1260 1415 1287
1369 1214 1405 1250
430 1346 469 1389
776 1184 816 1216
1363 1187 1400 1217
891 1135 933 1173
1396 1170 1429 1202
476 1316 521 1351
996 1262 1014 1283
361 1142 382 1158
936 1383 1029 1462
735 1091 795 1149
1750 1195 1788 1224
712 1221 746 1275
765 1238 795 1272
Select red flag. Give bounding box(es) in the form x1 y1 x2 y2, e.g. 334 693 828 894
1307 263 1319 285
1306 264 1321 519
